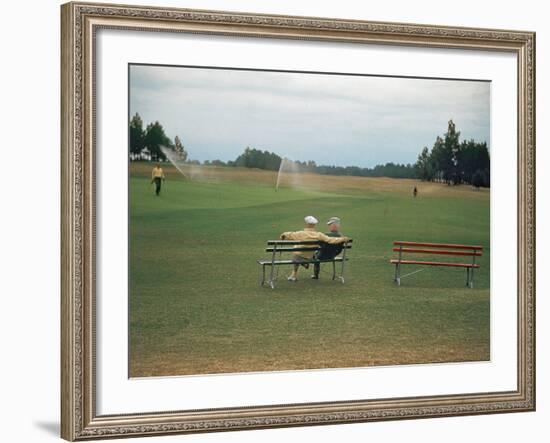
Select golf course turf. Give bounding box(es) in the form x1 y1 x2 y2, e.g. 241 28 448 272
129 162 490 377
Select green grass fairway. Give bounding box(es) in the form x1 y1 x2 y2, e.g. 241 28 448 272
129 163 490 377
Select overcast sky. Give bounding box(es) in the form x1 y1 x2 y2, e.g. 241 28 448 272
129 64 490 168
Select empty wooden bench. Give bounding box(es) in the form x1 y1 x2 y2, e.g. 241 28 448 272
390 241 483 288
258 239 353 289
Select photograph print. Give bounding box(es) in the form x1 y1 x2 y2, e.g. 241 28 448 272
128 64 491 378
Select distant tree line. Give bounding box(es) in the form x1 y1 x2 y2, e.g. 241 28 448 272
233 147 281 170
130 114 489 187
415 120 490 187
223 146 417 178
315 163 417 179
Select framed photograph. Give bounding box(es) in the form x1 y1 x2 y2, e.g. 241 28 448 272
61 2 536 440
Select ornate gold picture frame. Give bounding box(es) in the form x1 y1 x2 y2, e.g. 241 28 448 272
61 2 535 440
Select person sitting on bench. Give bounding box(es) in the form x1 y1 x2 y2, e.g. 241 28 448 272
311 216 345 280
280 215 350 282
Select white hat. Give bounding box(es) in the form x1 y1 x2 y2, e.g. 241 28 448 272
304 215 318 225
327 216 341 225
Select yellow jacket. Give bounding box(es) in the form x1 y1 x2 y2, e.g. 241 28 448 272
280 227 349 259
152 167 165 179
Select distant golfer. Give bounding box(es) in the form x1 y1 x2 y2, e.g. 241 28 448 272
413 186 418 198
312 217 345 280
280 216 349 282
151 163 165 196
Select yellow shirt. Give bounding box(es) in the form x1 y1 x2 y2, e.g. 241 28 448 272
280 227 348 259
152 167 165 179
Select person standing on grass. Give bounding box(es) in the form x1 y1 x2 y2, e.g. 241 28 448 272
413 186 418 198
280 216 349 282
311 217 345 280
151 163 165 196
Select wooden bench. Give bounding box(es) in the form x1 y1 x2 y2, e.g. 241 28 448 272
258 239 353 289
390 241 483 288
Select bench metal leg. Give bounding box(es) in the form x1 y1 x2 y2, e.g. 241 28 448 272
338 246 347 284
466 268 477 289
329 259 345 284
260 264 266 286
394 263 401 286
338 262 345 284
268 263 275 289
266 272 275 289
265 271 275 289
465 268 475 289
469 253 476 289
260 265 276 289
338 266 346 284
266 248 277 289
394 245 402 286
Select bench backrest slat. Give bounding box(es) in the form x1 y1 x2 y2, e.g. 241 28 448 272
267 245 352 253
268 239 353 246
393 241 482 251
392 248 482 257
